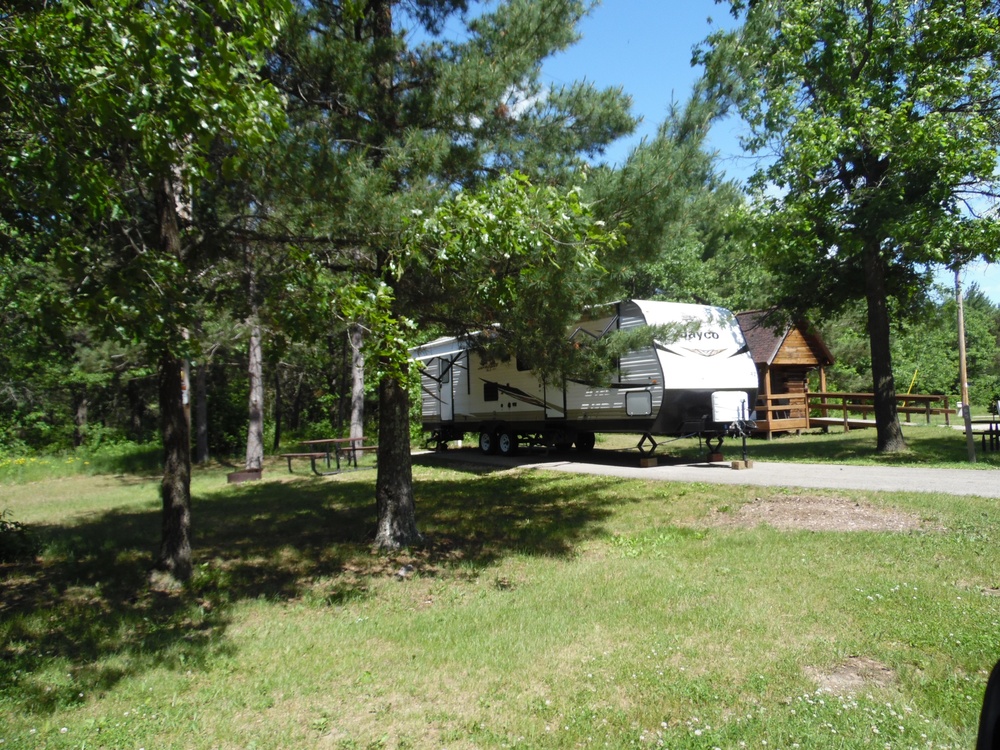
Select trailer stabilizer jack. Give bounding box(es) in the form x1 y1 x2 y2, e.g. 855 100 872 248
636 433 659 455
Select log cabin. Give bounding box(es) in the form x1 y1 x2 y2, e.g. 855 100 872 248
735 310 834 439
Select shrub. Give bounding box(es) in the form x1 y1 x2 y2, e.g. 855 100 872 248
0 509 38 562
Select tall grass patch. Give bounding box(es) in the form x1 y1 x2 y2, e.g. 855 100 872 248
0 441 161 484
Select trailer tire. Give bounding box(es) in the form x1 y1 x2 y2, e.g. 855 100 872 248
575 431 596 452
497 428 518 456
479 431 496 455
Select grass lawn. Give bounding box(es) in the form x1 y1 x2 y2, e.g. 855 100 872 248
2 432 999 749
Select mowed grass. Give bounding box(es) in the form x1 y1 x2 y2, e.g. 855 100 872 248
2 448 1000 749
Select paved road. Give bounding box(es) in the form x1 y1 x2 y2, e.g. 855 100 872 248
417 448 1000 498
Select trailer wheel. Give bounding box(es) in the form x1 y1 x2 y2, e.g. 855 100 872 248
575 431 596 452
479 431 496 455
497 428 518 456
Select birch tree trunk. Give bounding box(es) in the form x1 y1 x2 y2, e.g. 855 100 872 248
72 389 88 447
194 363 209 464
273 367 282 453
127 377 146 442
349 323 365 443
245 322 265 471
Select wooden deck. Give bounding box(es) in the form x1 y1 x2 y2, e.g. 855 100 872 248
753 391 955 437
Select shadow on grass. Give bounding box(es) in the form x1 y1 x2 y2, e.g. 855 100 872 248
1 466 622 714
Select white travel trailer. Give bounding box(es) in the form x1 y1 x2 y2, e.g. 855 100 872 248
411 299 758 455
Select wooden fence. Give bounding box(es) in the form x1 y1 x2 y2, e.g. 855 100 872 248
809 391 954 430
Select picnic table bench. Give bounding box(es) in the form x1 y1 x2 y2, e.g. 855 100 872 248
280 437 378 475
279 451 336 475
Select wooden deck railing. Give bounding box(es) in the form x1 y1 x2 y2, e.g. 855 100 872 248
752 393 810 434
808 391 954 427
752 391 955 437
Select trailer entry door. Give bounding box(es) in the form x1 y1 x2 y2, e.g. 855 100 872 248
544 380 565 419
440 358 454 421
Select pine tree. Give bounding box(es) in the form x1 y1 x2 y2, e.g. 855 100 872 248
266 0 635 547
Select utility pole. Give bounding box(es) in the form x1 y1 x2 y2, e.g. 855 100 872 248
956 267 976 463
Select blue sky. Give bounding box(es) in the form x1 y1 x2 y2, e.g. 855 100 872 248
539 0 1000 303
542 0 741 170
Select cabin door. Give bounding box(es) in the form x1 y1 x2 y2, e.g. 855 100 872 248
544 379 565 419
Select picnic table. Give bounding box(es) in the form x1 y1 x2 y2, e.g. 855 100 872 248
970 417 1000 452
280 437 378 475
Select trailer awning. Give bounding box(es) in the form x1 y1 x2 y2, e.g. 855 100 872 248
410 337 469 361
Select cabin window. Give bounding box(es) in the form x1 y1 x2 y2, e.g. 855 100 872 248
626 391 652 417
484 382 499 402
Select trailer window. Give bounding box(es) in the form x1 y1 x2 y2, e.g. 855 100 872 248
484 382 499 401
626 391 652 417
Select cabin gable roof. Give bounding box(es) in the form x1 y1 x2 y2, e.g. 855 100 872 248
735 310 834 368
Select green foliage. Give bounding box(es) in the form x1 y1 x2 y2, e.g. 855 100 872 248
699 0 1000 312
2 0 288 226
0 509 38 563
405 171 624 381
2 0 290 362
820 284 1000 406
249 2 643 547
267 0 637 364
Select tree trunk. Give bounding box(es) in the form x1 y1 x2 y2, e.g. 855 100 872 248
368 0 416 549
273 366 282 453
291 371 304 432
194 363 209 464
328 334 344 431
152 174 193 584
349 323 365 442
72 388 88 447
862 240 906 453
374 370 422 549
154 352 193 582
127 377 146 442
245 322 265 471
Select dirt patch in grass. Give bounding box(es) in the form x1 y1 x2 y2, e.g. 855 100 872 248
704 494 934 533
805 656 896 694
